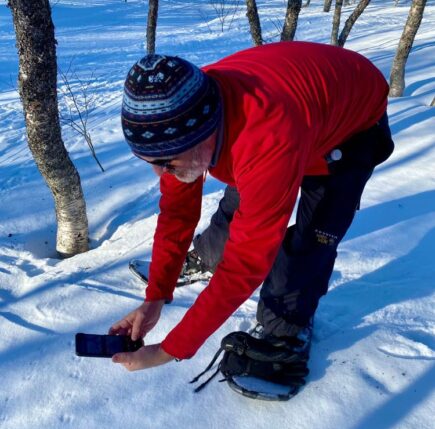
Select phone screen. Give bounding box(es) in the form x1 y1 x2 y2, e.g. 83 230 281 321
75 334 143 358
84 335 124 355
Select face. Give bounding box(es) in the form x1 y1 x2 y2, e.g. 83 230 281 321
138 130 217 183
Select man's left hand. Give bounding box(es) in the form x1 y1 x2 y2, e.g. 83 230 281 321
112 344 174 371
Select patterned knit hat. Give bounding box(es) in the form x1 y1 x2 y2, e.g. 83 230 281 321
121 55 222 158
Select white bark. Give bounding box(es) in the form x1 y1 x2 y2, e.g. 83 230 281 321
389 0 427 97
9 0 89 257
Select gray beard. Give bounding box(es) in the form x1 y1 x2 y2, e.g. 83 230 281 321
175 169 203 183
175 143 213 183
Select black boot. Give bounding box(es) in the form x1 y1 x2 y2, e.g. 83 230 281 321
182 250 213 276
177 250 214 286
251 317 314 359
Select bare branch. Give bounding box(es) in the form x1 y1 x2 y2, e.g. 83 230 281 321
58 60 104 172
210 0 242 32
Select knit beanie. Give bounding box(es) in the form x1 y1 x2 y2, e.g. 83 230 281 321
121 54 222 158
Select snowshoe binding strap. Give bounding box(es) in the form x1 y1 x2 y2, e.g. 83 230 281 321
190 331 309 393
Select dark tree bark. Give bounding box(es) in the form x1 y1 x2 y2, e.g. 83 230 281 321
324 0 333 12
303 0 311 7
246 0 263 46
338 0 371 47
281 0 302 41
331 0 344 46
146 0 159 55
389 0 427 97
8 0 89 257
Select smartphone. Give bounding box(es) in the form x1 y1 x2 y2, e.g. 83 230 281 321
75 333 144 358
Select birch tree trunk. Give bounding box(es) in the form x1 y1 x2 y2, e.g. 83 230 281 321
338 0 371 47
281 0 302 41
146 0 159 55
8 0 89 258
331 0 344 46
324 0 333 12
246 0 263 46
389 0 427 97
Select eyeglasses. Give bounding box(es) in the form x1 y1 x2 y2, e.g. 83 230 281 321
144 158 176 169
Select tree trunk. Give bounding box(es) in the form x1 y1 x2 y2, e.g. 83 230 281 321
338 0 371 47
431 96 435 107
331 0 344 46
324 0 333 12
246 0 263 46
8 0 89 258
146 0 159 55
389 0 427 97
281 0 302 41
303 0 311 7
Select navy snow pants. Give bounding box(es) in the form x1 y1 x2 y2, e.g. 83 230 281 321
193 113 394 337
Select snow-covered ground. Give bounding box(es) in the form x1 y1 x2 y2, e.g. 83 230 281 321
0 1 434 428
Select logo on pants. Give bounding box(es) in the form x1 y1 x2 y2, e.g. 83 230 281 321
314 229 338 246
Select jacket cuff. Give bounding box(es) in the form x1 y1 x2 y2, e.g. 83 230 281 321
145 287 173 304
161 336 194 360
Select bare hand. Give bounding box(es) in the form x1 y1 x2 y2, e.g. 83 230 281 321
108 300 165 341
112 344 174 371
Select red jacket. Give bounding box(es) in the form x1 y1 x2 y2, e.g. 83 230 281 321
146 42 388 359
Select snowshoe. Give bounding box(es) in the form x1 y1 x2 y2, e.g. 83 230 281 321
226 320 313 400
190 322 313 401
129 251 212 288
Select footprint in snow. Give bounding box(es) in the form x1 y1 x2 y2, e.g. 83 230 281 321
59 414 73 424
22 360 37 381
69 370 81 380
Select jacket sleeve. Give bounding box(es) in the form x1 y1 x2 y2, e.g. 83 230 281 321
161 127 307 358
146 173 203 302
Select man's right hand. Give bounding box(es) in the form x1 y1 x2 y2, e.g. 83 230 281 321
109 300 165 341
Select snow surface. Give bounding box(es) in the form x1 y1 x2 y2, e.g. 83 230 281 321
0 1 434 428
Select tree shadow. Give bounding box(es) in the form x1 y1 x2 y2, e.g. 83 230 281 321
373 119 435 176
389 107 435 135
90 172 224 247
91 182 161 247
0 255 143 315
404 76 435 97
344 190 435 242
375 139 435 174
0 266 12 275
0 257 145 369
310 225 435 392
0 288 14 303
0 311 55 335
351 363 435 429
